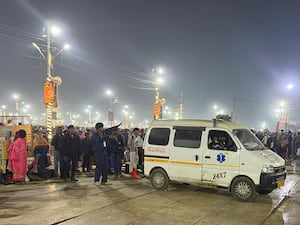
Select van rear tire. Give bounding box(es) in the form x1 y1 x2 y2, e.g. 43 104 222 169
150 168 169 191
231 177 256 201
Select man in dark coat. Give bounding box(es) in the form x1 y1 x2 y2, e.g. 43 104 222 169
63 125 81 182
93 122 109 185
51 126 64 176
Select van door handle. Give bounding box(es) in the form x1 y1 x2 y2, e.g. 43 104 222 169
195 155 199 161
205 156 211 159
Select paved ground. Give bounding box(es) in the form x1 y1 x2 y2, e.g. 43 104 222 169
0 160 299 225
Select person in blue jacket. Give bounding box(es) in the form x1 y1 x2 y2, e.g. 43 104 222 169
93 122 110 185
93 122 121 185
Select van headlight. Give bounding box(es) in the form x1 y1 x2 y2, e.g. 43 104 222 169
262 164 274 174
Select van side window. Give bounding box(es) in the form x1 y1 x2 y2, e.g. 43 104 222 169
174 129 202 148
148 128 170 146
208 130 237 151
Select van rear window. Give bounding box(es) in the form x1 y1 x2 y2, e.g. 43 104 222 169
148 128 170 146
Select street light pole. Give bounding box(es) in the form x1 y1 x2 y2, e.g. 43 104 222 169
87 105 92 127
12 94 20 116
16 100 20 117
123 105 130 129
152 67 165 120
34 23 68 141
178 91 186 119
106 89 117 126
12 94 21 124
45 25 53 140
1 105 6 124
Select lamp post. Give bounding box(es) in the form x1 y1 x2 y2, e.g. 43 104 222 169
164 106 173 119
12 94 20 116
277 101 288 131
177 91 186 119
85 105 92 127
123 105 130 129
152 67 165 120
95 111 102 121
33 22 69 140
12 94 23 124
67 112 73 124
213 105 218 117
106 89 118 126
1 105 6 124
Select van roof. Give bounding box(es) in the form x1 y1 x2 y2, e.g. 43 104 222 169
149 119 248 131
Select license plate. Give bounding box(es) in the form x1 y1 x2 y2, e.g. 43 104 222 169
277 180 284 188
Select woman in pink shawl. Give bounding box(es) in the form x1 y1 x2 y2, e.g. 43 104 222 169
7 130 27 183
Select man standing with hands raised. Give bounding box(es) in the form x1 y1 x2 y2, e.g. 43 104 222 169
93 122 121 185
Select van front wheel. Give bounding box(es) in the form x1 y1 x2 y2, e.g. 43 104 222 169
150 168 169 191
231 177 256 201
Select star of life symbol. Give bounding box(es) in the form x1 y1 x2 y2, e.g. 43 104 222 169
217 153 226 163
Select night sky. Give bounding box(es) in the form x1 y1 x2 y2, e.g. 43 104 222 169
1 0 300 130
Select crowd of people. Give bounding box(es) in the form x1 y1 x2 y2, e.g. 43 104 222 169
255 129 300 160
0 122 145 185
3 124 298 185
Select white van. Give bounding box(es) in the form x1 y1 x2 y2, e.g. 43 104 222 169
143 119 286 201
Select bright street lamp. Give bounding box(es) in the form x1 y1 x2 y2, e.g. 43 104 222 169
106 89 113 97
50 26 61 35
213 105 218 117
156 77 164 85
22 104 30 114
158 68 164 74
286 83 294 90
163 106 173 119
1 105 6 113
53 43 71 61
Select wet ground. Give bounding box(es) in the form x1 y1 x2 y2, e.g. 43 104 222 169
0 160 299 225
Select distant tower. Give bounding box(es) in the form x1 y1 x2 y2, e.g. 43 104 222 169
178 91 186 119
231 95 237 122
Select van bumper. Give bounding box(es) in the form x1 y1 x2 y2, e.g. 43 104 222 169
256 172 286 193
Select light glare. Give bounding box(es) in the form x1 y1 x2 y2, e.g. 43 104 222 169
64 43 70 50
106 89 113 96
286 83 294 90
158 68 164 74
51 26 61 35
157 77 164 84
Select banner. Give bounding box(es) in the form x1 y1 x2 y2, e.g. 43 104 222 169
108 110 114 121
153 101 162 119
43 81 54 105
43 81 58 108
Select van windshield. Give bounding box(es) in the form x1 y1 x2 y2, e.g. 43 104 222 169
234 129 267 151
